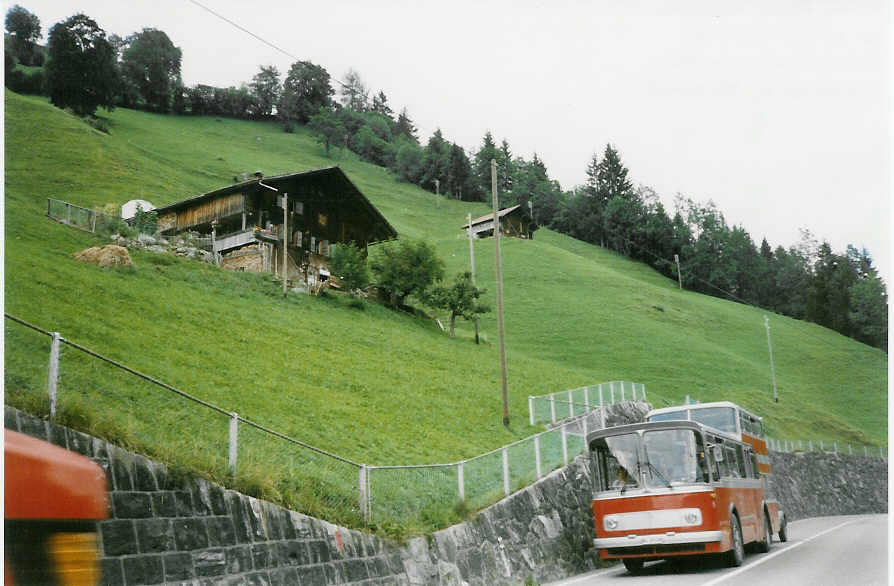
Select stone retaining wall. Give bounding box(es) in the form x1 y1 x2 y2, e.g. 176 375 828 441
767 450 887 521
5 404 887 586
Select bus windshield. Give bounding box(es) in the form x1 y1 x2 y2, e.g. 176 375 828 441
643 429 707 487
689 407 737 434
592 429 708 491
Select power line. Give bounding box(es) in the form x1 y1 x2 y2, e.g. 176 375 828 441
184 0 348 89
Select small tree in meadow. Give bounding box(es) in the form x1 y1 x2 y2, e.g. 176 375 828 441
330 242 369 294
427 271 490 338
369 239 444 309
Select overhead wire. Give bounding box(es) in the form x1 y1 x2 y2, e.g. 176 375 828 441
184 0 348 89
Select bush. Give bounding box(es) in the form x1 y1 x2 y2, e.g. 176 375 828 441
369 239 444 309
133 206 158 235
330 242 369 293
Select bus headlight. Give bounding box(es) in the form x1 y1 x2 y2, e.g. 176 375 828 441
604 516 619 530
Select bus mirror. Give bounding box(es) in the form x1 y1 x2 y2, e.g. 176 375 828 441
712 446 724 462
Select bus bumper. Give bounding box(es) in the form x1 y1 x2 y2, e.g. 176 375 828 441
595 530 723 550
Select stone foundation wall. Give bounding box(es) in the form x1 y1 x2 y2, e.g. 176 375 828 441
767 450 887 521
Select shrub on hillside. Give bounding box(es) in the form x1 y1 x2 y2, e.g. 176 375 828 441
330 242 369 294
369 238 444 309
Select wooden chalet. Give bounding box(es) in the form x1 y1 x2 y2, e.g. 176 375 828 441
154 166 397 286
463 205 537 239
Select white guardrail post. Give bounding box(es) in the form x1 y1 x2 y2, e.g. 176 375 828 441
584 386 590 412
502 447 510 497
599 385 605 428
534 435 542 479
561 425 568 466
528 396 534 425
458 461 465 502
359 465 368 521
550 393 556 423
228 412 238 475
47 332 61 418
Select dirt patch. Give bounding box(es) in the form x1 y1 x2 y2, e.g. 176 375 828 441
72 245 134 268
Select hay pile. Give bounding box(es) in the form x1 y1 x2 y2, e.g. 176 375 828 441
72 245 134 268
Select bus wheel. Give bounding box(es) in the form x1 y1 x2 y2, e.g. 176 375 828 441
778 514 788 542
622 559 645 574
755 511 771 553
726 516 745 567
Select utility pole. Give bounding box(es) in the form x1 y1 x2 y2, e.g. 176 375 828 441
764 315 778 402
467 212 480 344
674 254 682 290
282 192 288 297
492 159 509 426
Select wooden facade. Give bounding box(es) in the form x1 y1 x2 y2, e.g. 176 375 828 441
154 166 397 286
464 205 538 239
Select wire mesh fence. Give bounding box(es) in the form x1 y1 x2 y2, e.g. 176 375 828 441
46 198 111 233
766 437 886 459
528 381 646 425
365 411 598 523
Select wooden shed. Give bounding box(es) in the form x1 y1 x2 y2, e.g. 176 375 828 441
154 166 397 286
463 205 538 239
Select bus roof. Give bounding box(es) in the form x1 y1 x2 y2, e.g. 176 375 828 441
586 419 735 446
646 401 763 423
4 430 108 520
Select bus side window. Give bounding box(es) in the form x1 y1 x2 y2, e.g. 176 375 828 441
734 446 747 477
723 446 739 477
751 451 759 478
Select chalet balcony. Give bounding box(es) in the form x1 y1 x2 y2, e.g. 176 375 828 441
213 229 261 253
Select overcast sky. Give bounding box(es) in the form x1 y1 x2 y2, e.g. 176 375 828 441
20 0 891 283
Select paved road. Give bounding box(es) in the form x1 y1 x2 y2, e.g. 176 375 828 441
546 515 887 586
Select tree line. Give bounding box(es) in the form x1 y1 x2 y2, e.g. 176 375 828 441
6 5 887 350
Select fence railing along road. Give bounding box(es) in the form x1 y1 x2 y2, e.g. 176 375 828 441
4 313 645 523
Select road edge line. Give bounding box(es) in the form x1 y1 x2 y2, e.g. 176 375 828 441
699 518 859 586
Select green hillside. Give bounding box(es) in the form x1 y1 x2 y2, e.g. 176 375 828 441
4 90 887 529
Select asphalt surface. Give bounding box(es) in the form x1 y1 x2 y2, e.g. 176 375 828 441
545 514 888 586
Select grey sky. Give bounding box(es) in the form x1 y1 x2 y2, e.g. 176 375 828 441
20 0 891 283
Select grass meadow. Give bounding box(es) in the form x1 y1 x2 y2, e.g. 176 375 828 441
4 90 887 533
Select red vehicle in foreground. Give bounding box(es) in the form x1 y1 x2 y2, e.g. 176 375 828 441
5 429 108 585
588 401 786 574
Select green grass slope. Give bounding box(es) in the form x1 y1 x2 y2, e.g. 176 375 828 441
5 91 887 528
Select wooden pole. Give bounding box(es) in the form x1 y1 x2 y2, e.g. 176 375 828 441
282 193 289 296
467 212 480 344
492 159 509 426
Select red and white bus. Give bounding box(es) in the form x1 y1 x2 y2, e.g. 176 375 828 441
587 401 787 574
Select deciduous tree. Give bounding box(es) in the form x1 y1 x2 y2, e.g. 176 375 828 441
5 4 40 65
46 14 118 116
120 28 182 112
279 60 334 126
369 239 445 309
427 272 490 338
250 65 280 118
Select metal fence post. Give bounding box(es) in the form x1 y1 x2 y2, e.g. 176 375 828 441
567 390 574 417
584 387 590 412
621 382 625 402
550 393 556 423
502 447 510 497
809 440 813 451
534 435 542 479
561 425 568 466
228 412 238 475
610 382 615 403
47 332 61 418
819 440 824 451
643 384 647 401
582 417 589 454
833 441 837 453
528 396 534 426
359 465 368 521
458 461 465 502
848 443 852 455
599 385 605 429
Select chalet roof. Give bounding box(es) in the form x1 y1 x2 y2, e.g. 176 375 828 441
154 166 397 242
463 205 528 229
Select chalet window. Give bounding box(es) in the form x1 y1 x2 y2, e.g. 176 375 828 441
293 201 303 215
320 240 329 256
293 230 302 247
310 236 316 252
318 213 327 227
